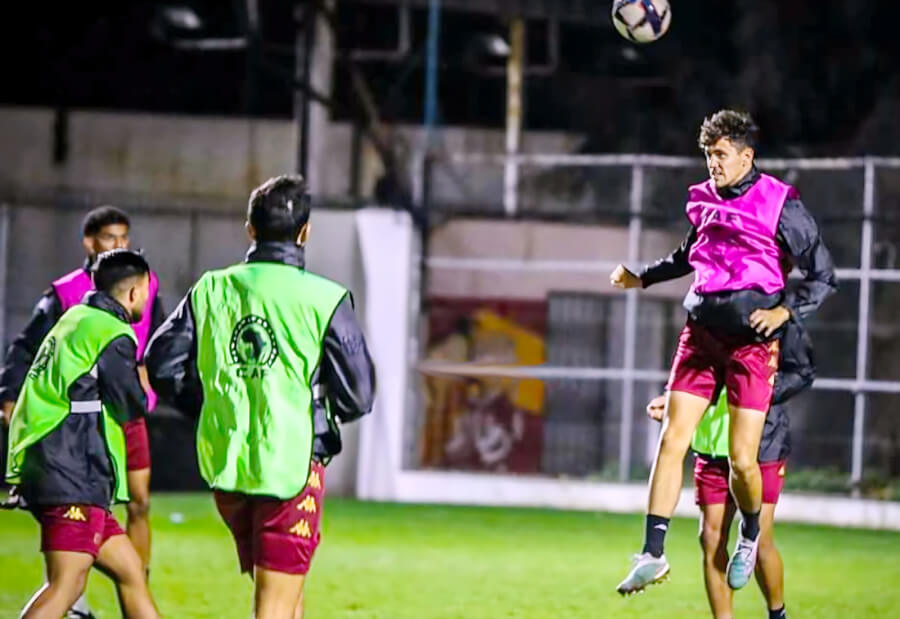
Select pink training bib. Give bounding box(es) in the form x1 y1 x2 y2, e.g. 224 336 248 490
686 173 793 295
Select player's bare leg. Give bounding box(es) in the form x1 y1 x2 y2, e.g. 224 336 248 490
617 390 710 595
21 551 93 619
699 501 737 619
293 589 305 619
648 391 712 516
126 467 152 573
754 503 785 616
94 534 160 618
254 566 305 619
726 405 767 589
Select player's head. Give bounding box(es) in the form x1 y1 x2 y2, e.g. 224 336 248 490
246 175 312 246
698 110 759 189
82 206 131 258
92 249 150 322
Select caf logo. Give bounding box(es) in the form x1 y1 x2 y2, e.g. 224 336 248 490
28 337 56 380
230 315 278 378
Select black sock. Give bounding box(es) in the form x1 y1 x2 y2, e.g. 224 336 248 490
741 509 760 540
768 605 786 619
642 514 670 558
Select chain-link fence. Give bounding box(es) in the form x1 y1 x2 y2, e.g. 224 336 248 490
414 154 900 500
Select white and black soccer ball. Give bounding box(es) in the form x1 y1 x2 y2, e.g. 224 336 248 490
611 0 672 44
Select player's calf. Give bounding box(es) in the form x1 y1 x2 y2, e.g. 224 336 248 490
94 534 160 618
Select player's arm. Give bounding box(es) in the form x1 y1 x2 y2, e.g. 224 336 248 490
0 290 63 421
320 294 376 422
149 293 166 338
771 321 815 405
97 335 147 425
145 291 203 418
777 198 838 320
638 226 697 287
611 226 697 289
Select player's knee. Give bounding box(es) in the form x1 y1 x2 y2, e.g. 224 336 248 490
728 451 758 477
699 523 723 556
659 426 692 457
757 530 776 555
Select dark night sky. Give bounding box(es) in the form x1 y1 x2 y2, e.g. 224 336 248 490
1 1 899 155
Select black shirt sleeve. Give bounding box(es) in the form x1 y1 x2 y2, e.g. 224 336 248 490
145 291 203 419
321 295 376 422
777 199 838 320
149 293 166 339
638 226 697 288
771 320 815 405
0 290 63 404
97 335 146 425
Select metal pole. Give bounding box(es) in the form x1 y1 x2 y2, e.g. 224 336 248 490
306 0 335 193
503 19 524 217
851 159 875 495
423 0 441 146
0 205 9 352
294 1 315 176
619 165 643 481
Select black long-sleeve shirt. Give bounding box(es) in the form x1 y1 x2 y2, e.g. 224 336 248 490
0 264 165 405
639 167 837 332
20 291 147 507
145 241 376 461
759 316 815 462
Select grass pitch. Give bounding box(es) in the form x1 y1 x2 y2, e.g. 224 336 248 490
1 494 899 618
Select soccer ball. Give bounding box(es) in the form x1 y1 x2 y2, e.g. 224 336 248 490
611 0 672 44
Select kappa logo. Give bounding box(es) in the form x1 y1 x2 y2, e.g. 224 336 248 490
229 315 278 378
297 496 318 514
28 337 56 380
290 519 312 538
62 506 87 522
307 470 322 490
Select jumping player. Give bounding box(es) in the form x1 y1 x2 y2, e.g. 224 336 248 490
146 174 376 619
646 309 813 619
611 110 836 594
0 207 163 597
5 249 159 619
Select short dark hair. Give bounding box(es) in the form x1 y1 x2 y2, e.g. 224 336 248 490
82 206 130 237
92 249 149 295
247 175 311 243
698 110 759 151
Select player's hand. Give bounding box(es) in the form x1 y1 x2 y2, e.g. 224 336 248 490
749 306 791 338
610 264 642 289
645 394 666 422
137 364 155 395
1 401 13 426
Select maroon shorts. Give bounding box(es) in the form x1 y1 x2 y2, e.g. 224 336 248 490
667 320 779 412
123 417 151 471
694 456 787 506
214 462 326 575
32 505 125 557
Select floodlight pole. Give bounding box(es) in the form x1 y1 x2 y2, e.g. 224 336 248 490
294 2 315 178
503 18 524 217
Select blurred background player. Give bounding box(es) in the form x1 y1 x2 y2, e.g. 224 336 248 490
611 110 836 594
146 174 376 619
5 249 159 619
646 301 814 619
0 206 163 616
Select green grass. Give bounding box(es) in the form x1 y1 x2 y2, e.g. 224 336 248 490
2 494 900 618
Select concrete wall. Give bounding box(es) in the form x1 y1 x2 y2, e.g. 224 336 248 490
428 218 687 300
0 106 583 207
